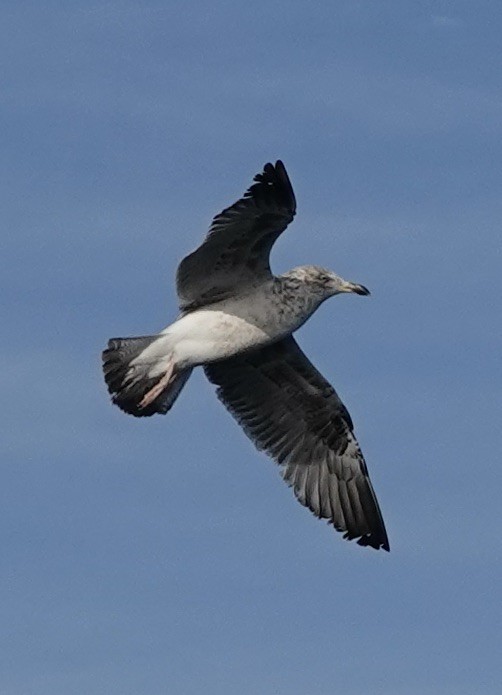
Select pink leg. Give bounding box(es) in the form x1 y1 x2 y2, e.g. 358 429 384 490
138 358 175 409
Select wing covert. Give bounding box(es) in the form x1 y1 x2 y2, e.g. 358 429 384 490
176 161 296 311
204 337 389 551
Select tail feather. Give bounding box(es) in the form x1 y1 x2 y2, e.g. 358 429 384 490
102 336 191 417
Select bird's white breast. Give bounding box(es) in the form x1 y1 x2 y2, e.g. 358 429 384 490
161 282 311 367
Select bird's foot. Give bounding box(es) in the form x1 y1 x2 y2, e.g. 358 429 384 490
138 360 175 409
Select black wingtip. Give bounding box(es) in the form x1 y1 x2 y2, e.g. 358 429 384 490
249 160 296 214
354 533 390 552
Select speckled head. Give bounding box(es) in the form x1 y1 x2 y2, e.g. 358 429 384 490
284 265 370 298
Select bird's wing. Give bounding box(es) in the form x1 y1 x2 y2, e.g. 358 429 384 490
176 160 296 311
204 337 389 550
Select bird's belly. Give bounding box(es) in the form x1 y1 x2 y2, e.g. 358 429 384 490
163 308 288 367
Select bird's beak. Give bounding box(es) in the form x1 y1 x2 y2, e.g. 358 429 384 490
339 280 371 296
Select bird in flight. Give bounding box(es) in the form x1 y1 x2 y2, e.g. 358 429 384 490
102 161 389 551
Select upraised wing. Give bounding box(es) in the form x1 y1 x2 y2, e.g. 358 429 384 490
176 161 296 311
205 337 389 551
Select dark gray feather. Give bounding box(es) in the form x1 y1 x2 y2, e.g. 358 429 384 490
176 161 296 311
204 337 389 551
102 336 192 417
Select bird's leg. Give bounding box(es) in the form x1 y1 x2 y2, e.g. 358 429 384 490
138 358 175 409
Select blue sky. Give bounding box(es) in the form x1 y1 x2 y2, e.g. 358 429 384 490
2 1 501 693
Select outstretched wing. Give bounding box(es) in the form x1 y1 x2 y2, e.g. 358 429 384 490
176 160 296 311
204 337 389 551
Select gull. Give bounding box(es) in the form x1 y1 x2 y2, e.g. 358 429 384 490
102 161 389 551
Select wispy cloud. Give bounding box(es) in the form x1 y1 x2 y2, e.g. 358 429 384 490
432 15 463 28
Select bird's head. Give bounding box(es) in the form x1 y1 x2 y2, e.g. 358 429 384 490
285 265 370 299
